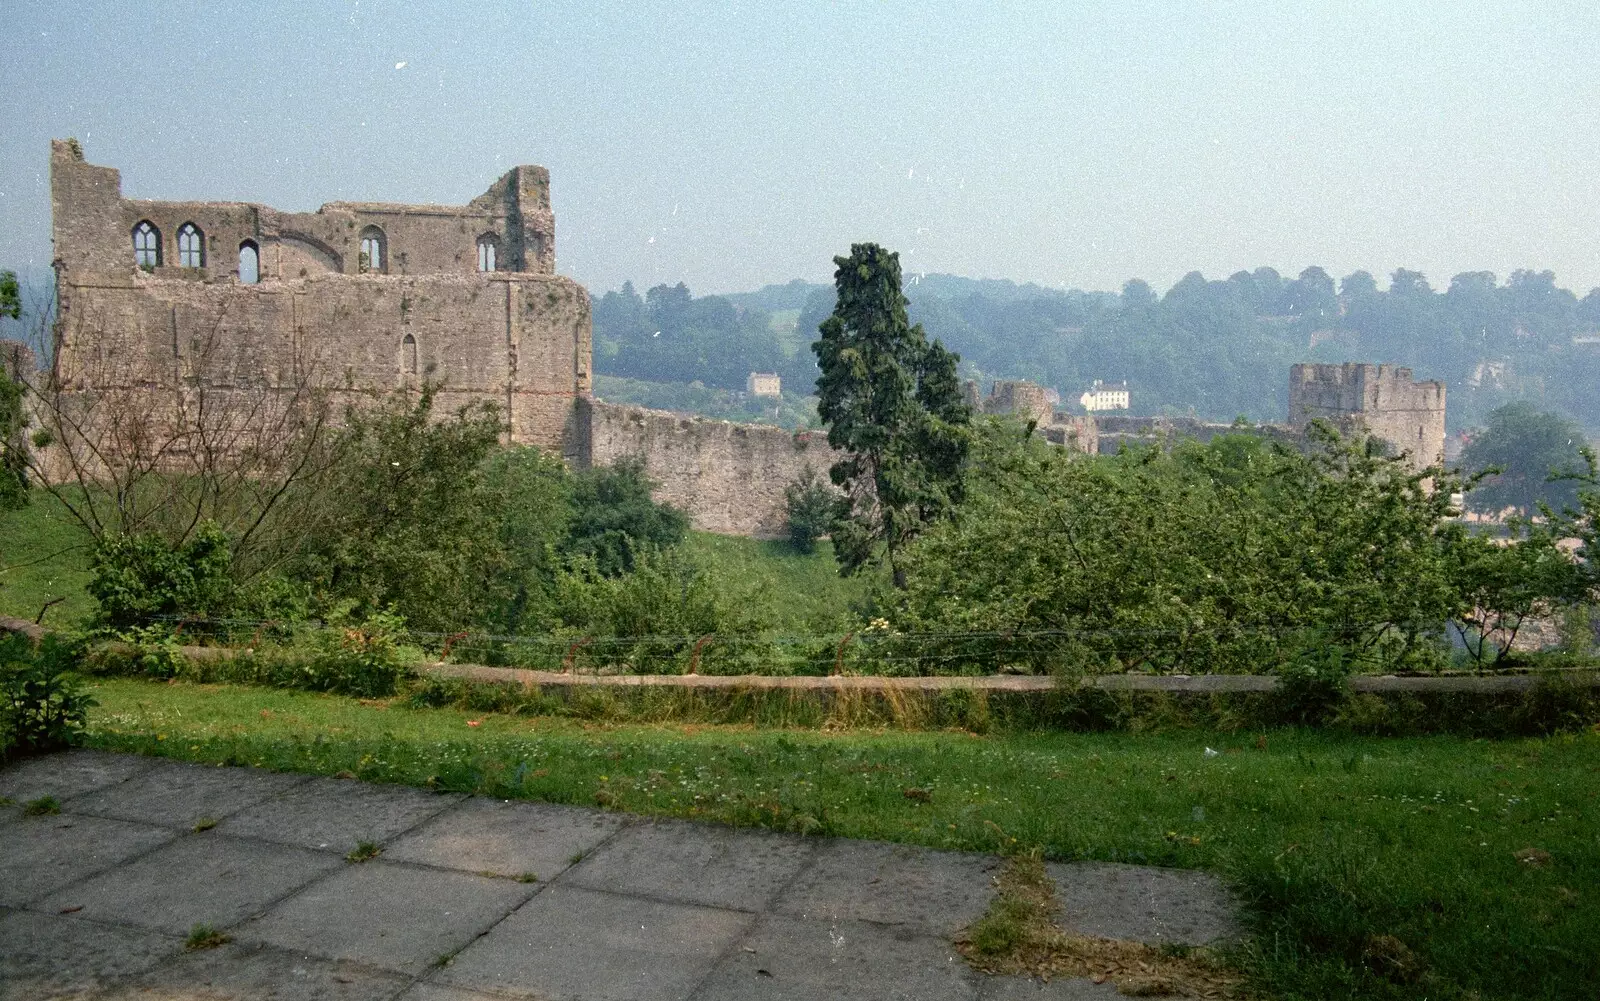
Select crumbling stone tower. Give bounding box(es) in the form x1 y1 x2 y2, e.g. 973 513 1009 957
47 140 592 458
1288 363 1446 470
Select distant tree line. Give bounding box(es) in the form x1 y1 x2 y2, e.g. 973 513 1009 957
594 267 1600 433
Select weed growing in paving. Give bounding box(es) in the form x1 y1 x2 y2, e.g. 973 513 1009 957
81 677 1600 1001
958 850 1242 996
192 816 217 832
184 923 231 950
346 840 382 862
516 872 539 883
23 795 60 816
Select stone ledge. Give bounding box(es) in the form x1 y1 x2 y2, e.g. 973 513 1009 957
419 663 1600 694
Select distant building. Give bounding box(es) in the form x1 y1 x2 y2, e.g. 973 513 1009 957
1079 380 1130 412
746 372 781 398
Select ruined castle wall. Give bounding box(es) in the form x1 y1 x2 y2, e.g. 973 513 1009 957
48 141 585 459
52 271 591 457
588 402 841 538
983 380 1054 426
50 141 554 288
1289 363 1446 468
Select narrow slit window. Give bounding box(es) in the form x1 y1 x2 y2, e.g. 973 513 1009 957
133 221 161 268
238 241 260 284
402 333 418 375
358 226 385 274
477 235 498 272
177 223 204 268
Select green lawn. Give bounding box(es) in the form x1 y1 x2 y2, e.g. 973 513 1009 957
76 677 1599 1001
0 492 94 628
681 531 871 634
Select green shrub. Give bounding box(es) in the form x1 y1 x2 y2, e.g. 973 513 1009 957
784 464 841 554
1 634 95 761
565 457 689 575
88 522 237 630
296 612 412 697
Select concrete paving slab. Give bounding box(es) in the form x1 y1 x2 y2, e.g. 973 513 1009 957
976 975 1127 1000
691 913 978 1001
0 749 156 811
219 775 464 854
774 839 998 936
37 832 342 935
1045 862 1241 946
395 984 507 1001
387 796 625 881
0 812 175 906
563 817 815 911
69 758 310 830
240 860 535 975
101 939 410 1001
439 884 752 1001
0 907 181 1001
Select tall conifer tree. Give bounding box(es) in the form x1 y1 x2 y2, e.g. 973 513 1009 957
812 244 970 584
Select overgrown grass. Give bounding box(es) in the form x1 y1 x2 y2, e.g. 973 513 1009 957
77 677 1599 1001
680 531 871 634
0 491 94 627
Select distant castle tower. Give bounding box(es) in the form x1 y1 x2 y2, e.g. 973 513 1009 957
1288 363 1446 471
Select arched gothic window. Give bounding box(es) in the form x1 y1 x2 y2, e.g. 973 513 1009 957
402 333 418 375
177 223 205 268
476 235 499 272
133 221 161 268
358 226 386 274
238 241 260 284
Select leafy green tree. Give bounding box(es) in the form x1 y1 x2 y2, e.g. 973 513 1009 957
88 523 238 630
1120 278 1157 310
886 423 1465 675
290 384 509 632
1460 403 1587 516
784 464 842 553
564 456 688 576
813 243 971 584
0 270 25 510
1449 525 1582 664
479 445 575 631
0 271 18 321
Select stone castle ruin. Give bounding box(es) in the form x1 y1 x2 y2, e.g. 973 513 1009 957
28 142 1443 540
979 364 1445 471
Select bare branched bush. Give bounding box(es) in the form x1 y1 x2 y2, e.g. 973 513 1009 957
22 301 346 582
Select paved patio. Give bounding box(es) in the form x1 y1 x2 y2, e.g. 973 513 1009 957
0 750 1240 1000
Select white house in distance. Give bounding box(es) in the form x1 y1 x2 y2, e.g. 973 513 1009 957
746 372 782 397
1079 379 1130 412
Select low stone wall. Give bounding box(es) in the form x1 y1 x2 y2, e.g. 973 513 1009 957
586 402 841 538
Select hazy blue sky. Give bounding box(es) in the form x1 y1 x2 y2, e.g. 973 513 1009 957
2 1 1596 296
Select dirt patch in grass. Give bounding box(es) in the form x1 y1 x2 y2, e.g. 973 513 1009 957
957 850 1244 998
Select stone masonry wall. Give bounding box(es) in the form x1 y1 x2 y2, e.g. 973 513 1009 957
1288 363 1446 470
589 402 841 538
47 141 587 458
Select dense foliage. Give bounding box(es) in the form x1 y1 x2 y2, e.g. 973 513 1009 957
881 420 1583 677
596 267 1600 434
1459 402 1587 516
82 387 697 646
1 633 93 760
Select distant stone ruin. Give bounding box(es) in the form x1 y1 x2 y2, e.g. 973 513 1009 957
977 365 1446 472
21 142 1446 541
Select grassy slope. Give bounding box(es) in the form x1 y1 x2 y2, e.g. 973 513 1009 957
682 531 871 634
0 492 94 628
78 677 1600 1001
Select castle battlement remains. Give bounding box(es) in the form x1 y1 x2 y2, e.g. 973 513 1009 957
47 139 591 458
1288 363 1446 469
